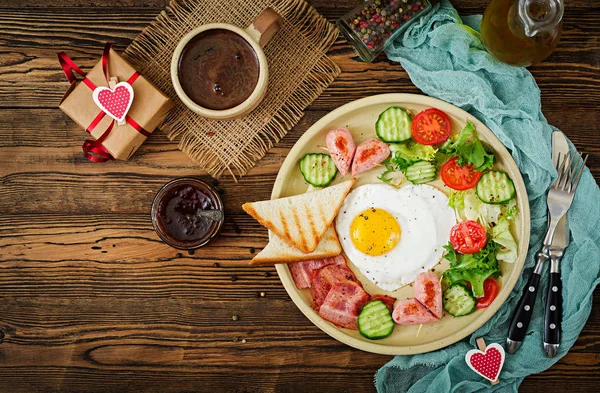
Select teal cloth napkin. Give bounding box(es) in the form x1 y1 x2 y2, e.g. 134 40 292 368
377 1 600 392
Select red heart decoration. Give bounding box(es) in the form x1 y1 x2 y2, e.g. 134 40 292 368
92 82 134 123
465 343 505 382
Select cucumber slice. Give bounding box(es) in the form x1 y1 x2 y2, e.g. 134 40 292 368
405 161 436 184
299 153 338 187
376 107 412 143
443 284 477 317
358 300 395 340
476 171 515 204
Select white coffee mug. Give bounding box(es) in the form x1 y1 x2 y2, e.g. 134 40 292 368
171 8 282 120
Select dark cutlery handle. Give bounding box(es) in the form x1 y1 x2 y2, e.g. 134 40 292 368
508 272 541 343
544 272 562 345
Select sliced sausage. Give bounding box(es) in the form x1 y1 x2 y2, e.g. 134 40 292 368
326 128 356 176
392 298 438 325
414 272 443 319
351 138 390 176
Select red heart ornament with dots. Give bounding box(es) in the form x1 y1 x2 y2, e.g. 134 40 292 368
465 343 506 383
93 82 134 123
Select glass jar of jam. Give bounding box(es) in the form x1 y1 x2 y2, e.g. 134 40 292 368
151 178 224 250
337 0 437 63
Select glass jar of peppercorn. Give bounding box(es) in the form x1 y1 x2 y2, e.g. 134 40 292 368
337 0 437 62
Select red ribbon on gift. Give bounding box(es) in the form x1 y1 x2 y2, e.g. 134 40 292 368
57 43 150 162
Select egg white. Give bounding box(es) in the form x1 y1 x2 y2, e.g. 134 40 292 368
335 184 456 291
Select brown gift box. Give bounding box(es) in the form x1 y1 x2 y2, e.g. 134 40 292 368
59 48 174 160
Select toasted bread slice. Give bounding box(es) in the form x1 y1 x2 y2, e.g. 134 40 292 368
250 226 341 265
242 179 354 253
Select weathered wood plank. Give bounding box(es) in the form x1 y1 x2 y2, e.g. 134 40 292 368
0 295 597 393
0 369 383 393
0 169 285 214
0 11 597 110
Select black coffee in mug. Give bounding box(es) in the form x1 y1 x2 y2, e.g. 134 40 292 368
177 29 260 111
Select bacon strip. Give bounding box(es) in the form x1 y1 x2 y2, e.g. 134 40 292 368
289 255 346 289
319 281 370 330
310 262 357 310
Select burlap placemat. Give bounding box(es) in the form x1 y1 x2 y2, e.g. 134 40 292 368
124 0 340 179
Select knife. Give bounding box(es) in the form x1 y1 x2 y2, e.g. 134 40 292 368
506 132 569 354
543 131 570 357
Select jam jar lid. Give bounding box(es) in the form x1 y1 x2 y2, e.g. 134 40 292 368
151 177 224 250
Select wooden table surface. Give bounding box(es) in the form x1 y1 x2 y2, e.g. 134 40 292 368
0 0 598 392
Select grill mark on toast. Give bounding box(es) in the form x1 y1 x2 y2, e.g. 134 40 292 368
279 212 294 246
245 203 293 248
291 206 309 252
318 204 327 228
305 205 318 250
315 204 329 249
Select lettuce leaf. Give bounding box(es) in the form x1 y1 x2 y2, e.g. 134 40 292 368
448 189 482 222
448 190 465 210
491 205 519 263
443 268 498 298
389 142 437 162
443 240 501 297
439 121 495 171
444 241 500 271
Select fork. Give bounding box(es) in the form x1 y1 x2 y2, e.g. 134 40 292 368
542 151 588 251
506 150 588 354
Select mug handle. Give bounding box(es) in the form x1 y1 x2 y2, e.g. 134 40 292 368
245 8 282 48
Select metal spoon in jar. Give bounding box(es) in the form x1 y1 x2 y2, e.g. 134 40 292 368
194 209 224 222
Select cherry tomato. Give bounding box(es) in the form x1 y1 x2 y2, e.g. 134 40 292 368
449 220 487 254
476 278 499 308
441 157 482 190
411 108 452 145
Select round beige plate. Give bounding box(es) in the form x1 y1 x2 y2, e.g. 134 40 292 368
272 94 530 355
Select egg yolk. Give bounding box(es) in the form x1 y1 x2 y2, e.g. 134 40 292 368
350 208 401 256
